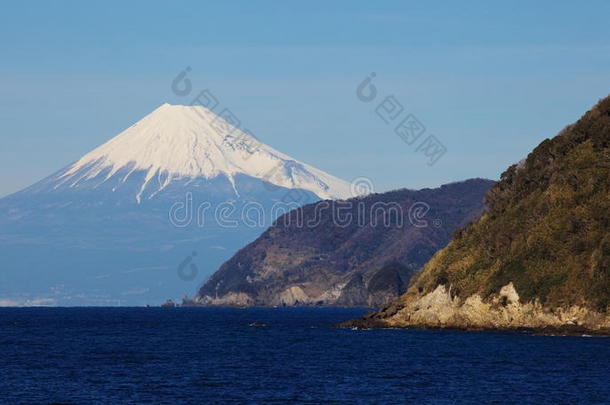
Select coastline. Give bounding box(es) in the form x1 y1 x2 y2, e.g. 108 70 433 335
337 316 610 337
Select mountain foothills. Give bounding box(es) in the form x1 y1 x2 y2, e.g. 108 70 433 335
345 96 610 333
0 104 352 306
193 179 494 307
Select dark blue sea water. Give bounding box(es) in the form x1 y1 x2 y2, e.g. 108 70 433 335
1 308 609 404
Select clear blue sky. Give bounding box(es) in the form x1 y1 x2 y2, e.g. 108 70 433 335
1 0 610 197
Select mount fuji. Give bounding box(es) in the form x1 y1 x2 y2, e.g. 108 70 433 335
0 104 352 306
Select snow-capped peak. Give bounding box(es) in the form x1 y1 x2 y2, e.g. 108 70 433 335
55 103 352 202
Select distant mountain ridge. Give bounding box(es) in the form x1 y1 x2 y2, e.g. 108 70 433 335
345 95 610 334
194 179 495 307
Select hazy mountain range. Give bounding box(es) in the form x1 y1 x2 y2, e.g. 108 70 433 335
193 179 494 307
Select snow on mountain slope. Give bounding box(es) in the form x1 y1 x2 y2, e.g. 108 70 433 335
0 103 355 306
52 103 351 202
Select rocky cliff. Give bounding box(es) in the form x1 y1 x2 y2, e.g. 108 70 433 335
344 95 610 333
194 179 494 307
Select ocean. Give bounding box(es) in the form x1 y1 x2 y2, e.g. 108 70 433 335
1 307 608 404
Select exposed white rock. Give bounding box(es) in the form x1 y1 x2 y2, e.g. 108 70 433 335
385 283 610 331
499 282 520 304
196 292 254 307
277 286 310 306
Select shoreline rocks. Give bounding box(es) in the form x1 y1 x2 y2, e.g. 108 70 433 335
339 283 610 336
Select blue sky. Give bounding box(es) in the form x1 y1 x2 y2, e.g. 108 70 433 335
1 0 610 197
